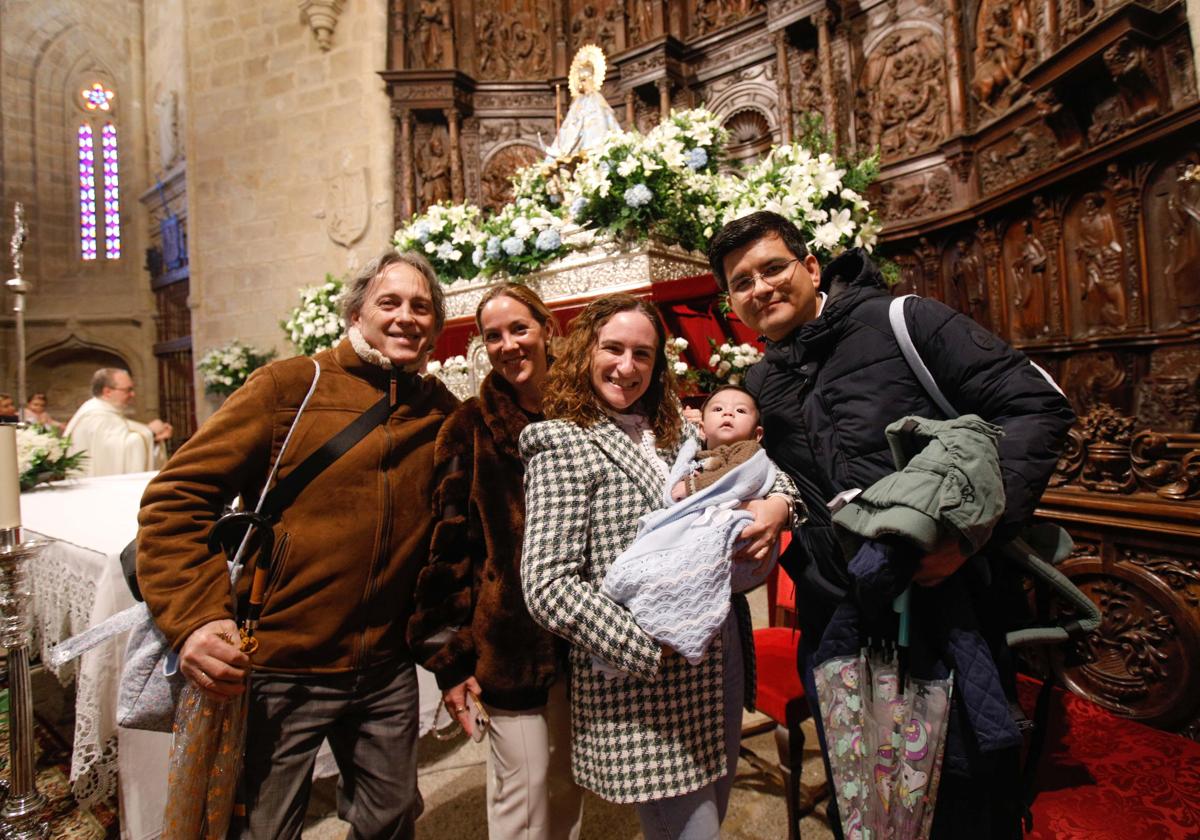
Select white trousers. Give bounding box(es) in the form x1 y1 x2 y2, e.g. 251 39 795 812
484 678 584 840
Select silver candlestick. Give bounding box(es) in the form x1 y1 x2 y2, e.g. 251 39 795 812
0 526 49 840
7 203 29 413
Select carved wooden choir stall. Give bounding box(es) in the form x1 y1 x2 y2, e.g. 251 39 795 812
381 0 1200 740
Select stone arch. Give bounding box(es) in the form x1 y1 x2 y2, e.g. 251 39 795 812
26 334 135 420
704 77 780 141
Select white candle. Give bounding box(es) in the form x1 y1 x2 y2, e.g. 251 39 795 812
0 425 21 529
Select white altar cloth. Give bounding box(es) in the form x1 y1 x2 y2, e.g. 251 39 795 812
22 471 442 839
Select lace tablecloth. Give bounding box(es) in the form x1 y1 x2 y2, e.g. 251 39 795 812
22 472 156 812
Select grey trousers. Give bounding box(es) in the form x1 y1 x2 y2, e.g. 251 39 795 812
237 663 422 840
634 615 745 840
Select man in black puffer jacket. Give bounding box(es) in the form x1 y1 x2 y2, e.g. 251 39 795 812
708 212 1075 840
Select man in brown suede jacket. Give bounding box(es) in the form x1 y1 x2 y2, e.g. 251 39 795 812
137 250 458 840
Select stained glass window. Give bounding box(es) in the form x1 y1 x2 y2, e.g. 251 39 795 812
78 124 97 260
76 81 121 261
81 82 114 112
102 123 121 259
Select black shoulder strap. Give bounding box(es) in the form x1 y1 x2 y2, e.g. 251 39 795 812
259 380 397 520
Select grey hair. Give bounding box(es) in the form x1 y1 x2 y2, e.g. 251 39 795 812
91 367 129 396
340 249 447 333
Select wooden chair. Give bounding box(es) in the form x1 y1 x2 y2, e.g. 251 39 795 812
740 541 826 839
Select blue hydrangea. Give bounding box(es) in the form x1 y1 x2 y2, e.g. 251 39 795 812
569 196 588 220
413 221 431 243
624 183 653 208
485 236 502 260
600 161 613 175
548 193 562 206
501 236 526 257
535 228 561 252
436 242 456 261
472 246 486 268
686 147 709 171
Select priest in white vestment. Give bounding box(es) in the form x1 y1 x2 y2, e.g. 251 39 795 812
65 368 171 476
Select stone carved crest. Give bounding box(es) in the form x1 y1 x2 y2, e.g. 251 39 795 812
481 143 543 211
856 28 948 160
323 165 370 247
154 90 181 170
476 0 552 80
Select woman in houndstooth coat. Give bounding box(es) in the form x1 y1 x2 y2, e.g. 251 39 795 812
520 295 798 838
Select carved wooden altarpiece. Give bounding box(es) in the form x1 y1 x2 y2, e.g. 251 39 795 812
382 0 1200 737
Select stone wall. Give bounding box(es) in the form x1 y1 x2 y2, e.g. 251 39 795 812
0 0 157 423
183 0 394 419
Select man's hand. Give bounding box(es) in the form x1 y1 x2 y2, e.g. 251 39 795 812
913 537 969 587
179 619 251 699
148 419 174 442
734 495 790 574
442 676 483 738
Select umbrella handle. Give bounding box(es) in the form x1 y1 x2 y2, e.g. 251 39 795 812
894 585 911 649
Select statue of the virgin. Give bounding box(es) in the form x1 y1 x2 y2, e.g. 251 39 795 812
544 44 622 160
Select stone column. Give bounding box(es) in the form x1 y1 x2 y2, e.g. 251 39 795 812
814 10 837 149
774 30 793 144
626 90 637 130
657 77 671 121
943 0 969 135
445 108 464 203
400 108 415 220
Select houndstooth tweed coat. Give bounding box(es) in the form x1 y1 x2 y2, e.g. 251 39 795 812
520 416 797 803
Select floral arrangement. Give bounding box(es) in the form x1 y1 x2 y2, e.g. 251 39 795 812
562 108 728 253
424 354 474 400
720 144 880 263
664 336 691 380
394 203 485 282
17 424 85 490
282 274 345 356
392 106 880 284
689 339 764 392
197 340 276 397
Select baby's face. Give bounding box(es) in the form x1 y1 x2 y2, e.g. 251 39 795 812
701 390 762 448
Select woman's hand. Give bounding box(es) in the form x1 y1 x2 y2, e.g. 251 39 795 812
735 495 790 573
442 676 483 738
179 618 251 699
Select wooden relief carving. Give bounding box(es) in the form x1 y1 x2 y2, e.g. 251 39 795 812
789 49 822 122
690 0 765 39
417 126 452 211
481 143 543 212
627 0 655 46
1059 352 1127 417
972 0 1036 115
1033 195 1067 333
943 236 989 325
876 169 953 222
978 123 1056 194
570 0 622 55
722 109 773 167
1165 31 1199 107
1144 153 1200 329
412 0 453 69
1131 432 1200 498
1061 0 1098 39
1064 191 1128 336
1003 218 1050 340
856 29 948 160
476 0 552 80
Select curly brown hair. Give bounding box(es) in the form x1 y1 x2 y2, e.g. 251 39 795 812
542 294 683 448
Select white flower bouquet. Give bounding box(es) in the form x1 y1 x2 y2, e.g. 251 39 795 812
197 340 276 397
476 197 568 276
693 339 764 391
18 423 85 490
394 203 486 282
281 274 345 356
722 144 881 263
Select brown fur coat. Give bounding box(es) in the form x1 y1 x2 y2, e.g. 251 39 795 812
407 372 564 710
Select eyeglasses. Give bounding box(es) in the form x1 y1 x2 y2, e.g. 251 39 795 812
727 258 800 298
108 386 135 393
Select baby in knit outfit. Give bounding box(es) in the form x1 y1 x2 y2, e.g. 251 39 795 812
672 384 763 502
